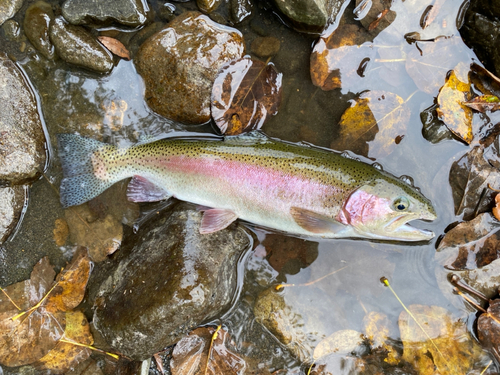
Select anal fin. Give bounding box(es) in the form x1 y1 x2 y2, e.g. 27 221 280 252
200 209 238 234
290 207 347 234
127 175 172 202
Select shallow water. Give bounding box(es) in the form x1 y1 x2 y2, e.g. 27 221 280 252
0 0 493 373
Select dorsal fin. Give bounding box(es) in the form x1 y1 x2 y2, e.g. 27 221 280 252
224 131 270 145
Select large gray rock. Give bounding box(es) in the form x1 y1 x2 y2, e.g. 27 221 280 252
0 0 23 26
92 202 251 360
0 186 26 243
0 53 47 184
134 11 245 124
49 16 113 74
61 0 148 28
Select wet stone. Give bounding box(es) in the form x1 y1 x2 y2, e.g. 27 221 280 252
134 11 245 124
0 186 25 244
24 1 55 60
91 202 251 360
49 16 114 74
2 19 20 40
230 0 252 24
251 36 280 58
0 0 23 26
61 0 148 28
0 53 46 185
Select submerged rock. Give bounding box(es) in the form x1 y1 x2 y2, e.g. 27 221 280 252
272 0 349 33
61 0 148 28
134 11 245 124
0 53 47 184
0 186 26 243
91 202 251 360
49 16 114 74
0 0 23 26
24 1 55 60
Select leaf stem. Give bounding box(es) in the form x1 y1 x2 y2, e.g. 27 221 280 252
59 338 119 359
0 286 21 310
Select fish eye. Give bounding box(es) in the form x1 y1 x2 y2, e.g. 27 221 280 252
393 196 410 211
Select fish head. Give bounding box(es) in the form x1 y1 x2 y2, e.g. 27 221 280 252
339 178 436 241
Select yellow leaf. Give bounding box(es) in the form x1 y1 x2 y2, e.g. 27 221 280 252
331 91 410 158
399 304 489 375
34 310 93 373
437 70 472 144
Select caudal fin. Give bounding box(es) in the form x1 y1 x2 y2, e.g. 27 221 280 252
57 134 115 208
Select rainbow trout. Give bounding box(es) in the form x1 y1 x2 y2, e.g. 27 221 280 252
57 132 436 241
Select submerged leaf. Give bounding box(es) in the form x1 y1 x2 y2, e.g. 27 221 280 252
313 329 363 360
436 70 472 144
310 23 375 91
399 305 489 375
34 310 93 373
449 146 500 220
437 213 500 270
330 90 410 158
0 250 93 369
211 57 282 135
170 327 246 375
405 36 467 95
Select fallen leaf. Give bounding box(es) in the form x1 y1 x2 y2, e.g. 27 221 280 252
437 213 500 270
477 298 500 364
464 95 500 113
470 63 500 97
405 36 468 95
0 249 94 370
34 310 93 373
436 69 473 144
449 146 500 220
263 234 318 274
313 329 363 360
355 0 395 34
399 304 490 375
98 36 130 60
363 311 390 349
170 326 246 375
330 90 410 158
310 23 375 91
211 57 282 135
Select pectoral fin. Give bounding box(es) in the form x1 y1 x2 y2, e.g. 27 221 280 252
290 207 347 234
127 175 172 202
200 209 238 234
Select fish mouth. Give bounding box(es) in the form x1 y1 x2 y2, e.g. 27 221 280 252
383 214 435 241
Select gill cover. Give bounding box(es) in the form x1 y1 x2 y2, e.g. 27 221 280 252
339 179 436 241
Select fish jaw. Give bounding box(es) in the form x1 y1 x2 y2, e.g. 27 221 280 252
339 179 437 242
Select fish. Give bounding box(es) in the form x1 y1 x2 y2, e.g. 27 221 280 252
57 131 437 241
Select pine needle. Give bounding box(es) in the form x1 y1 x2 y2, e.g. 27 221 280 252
0 286 21 310
381 277 451 372
480 360 492 375
275 265 349 291
204 325 222 375
11 280 60 321
59 338 119 359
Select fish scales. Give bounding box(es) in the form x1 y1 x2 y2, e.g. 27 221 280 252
57 132 436 241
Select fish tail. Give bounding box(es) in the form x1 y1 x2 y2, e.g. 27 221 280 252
57 134 116 208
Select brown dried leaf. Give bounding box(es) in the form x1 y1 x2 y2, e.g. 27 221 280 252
310 23 375 91
170 327 246 375
330 90 410 158
98 36 130 60
437 212 500 270
0 251 93 368
399 305 489 375
0 258 64 367
211 57 282 135
436 70 472 144
464 95 500 113
449 146 500 220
